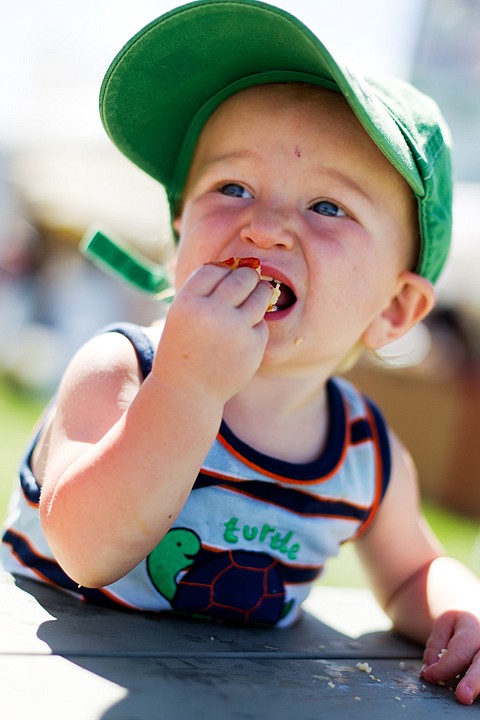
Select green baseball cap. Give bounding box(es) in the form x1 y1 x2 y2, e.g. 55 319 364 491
99 0 452 284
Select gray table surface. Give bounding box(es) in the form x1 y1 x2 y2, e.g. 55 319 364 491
0 571 474 719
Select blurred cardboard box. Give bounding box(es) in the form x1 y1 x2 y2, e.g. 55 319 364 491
345 308 480 518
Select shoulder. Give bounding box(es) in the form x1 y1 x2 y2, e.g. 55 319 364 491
355 428 440 607
31 321 166 485
62 328 145 390
63 321 163 387
359 425 423 538
49 323 162 442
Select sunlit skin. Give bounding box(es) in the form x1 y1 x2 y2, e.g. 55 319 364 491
35 84 480 705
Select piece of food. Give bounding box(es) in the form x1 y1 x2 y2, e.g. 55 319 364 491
210 256 261 274
207 256 282 312
356 661 373 674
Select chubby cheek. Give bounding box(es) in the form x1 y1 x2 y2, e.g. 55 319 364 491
172 208 238 290
171 218 205 290
308 261 385 342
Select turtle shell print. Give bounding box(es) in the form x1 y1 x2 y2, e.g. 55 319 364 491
147 528 293 625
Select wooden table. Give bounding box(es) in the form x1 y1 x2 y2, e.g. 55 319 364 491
0 571 473 718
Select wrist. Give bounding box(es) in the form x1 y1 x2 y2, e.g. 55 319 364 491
146 363 224 428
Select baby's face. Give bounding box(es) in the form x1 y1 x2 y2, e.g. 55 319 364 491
173 84 419 370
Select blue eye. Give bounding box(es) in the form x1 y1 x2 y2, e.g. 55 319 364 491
220 183 252 199
311 200 346 217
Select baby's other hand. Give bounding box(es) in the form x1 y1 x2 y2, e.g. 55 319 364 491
421 610 480 705
153 262 273 402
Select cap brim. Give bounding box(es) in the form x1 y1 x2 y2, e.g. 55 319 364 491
100 0 422 207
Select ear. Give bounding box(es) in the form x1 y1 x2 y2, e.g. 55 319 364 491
362 272 435 350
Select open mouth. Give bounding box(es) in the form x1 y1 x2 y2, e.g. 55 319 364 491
204 257 297 313
260 273 297 312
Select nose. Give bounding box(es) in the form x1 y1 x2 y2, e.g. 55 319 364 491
239 204 296 251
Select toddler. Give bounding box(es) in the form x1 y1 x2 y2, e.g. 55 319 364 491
3 0 480 706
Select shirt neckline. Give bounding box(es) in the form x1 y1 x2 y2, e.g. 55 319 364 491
217 378 347 483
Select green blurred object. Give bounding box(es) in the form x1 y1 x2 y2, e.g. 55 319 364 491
80 227 175 300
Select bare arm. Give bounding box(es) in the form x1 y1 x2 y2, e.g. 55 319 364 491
356 432 480 705
355 433 442 639
38 264 273 588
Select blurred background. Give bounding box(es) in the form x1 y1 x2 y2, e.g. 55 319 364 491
1 0 480 583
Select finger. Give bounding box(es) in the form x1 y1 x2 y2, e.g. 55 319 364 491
212 266 263 308
184 263 232 297
456 650 480 705
251 314 270 350
238 280 275 325
422 614 480 684
421 611 456 674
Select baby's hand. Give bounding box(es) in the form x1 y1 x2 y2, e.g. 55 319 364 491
153 261 273 403
421 610 480 705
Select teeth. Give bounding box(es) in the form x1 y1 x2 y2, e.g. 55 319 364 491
260 274 280 284
266 280 281 312
260 274 283 312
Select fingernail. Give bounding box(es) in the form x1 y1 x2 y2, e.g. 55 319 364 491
463 685 474 705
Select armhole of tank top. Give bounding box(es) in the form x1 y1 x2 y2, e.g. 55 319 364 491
366 397 392 500
351 395 392 540
101 322 155 380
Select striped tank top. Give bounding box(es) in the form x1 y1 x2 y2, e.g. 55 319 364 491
1 323 391 627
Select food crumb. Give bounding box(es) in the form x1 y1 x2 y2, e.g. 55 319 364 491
395 696 402 701
438 648 448 659
354 696 361 702
356 661 373 674
294 337 304 346
328 681 336 689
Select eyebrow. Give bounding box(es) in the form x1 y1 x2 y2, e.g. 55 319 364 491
194 149 259 177
194 149 374 204
319 166 374 204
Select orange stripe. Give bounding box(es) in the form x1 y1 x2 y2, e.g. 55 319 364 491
216 400 350 486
